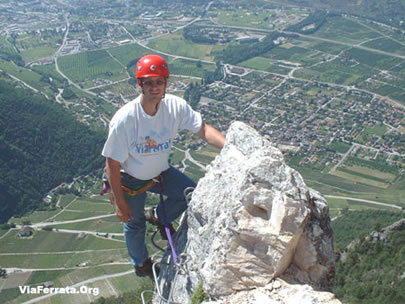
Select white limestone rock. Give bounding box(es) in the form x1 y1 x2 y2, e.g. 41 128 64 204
204 279 341 304
153 121 336 304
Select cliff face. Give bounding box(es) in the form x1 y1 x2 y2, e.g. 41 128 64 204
153 122 339 304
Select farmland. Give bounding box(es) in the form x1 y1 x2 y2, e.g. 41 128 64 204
147 31 225 61
1 0 405 303
57 50 128 88
211 7 308 30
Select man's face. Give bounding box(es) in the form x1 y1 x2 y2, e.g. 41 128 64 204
140 76 167 99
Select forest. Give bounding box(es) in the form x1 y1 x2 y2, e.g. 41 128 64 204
0 79 105 223
331 209 405 303
334 222 405 303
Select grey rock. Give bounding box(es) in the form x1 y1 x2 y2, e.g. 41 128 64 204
153 122 337 304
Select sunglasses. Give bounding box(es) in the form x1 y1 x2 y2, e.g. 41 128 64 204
142 79 166 87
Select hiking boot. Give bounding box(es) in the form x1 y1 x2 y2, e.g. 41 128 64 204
135 257 160 279
145 206 176 240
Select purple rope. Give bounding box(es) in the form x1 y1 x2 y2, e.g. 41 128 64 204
158 178 178 265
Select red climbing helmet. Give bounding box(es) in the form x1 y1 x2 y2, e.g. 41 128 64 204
136 54 170 79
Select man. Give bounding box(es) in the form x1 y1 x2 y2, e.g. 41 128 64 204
102 54 225 279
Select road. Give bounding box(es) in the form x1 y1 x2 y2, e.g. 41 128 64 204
53 228 123 239
6 262 131 275
29 213 116 229
0 249 125 257
325 195 403 210
184 149 206 170
329 144 356 173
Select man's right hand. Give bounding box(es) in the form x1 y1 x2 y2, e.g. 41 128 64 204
114 200 134 223
105 157 134 223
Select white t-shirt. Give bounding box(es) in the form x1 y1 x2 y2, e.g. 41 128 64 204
102 94 202 180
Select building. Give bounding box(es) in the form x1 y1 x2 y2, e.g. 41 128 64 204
19 226 33 237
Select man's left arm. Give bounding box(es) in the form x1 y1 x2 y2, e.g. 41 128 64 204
196 123 225 149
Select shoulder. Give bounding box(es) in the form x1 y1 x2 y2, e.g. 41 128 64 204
109 97 140 128
163 93 189 110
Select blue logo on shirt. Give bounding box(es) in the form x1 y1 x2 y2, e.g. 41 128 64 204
135 137 172 154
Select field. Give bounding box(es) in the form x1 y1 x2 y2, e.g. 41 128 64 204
0 185 164 303
313 16 381 44
265 45 323 67
169 57 216 78
239 56 292 75
355 124 388 144
2 267 151 304
0 247 129 270
0 59 42 89
16 31 63 62
212 7 307 30
327 197 381 214
328 140 351 154
184 160 206 183
20 46 56 61
329 152 401 190
363 37 405 56
214 8 276 29
90 80 139 99
0 230 126 254
344 48 403 70
107 43 151 67
170 146 186 167
295 167 405 208
66 198 114 213
297 39 349 55
54 216 122 233
359 79 405 104
59 194 77 208
57 50 127 87
331 168 389 189
190 145 221 166
147 32 225 61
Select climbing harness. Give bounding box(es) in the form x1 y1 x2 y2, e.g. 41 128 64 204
121 177 159 196
100 176 159 196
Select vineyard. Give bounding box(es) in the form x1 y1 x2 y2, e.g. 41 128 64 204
108 43 151 67
58 49 126 83
169 58 215 78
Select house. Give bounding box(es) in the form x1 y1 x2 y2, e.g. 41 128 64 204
43 281 54 288
19 226 33 237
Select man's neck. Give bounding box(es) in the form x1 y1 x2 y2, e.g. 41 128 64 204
141 95 161 116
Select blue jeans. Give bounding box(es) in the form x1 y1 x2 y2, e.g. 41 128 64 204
121 166 195 266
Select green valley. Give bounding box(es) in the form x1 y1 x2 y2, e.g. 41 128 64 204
0 0 404 303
